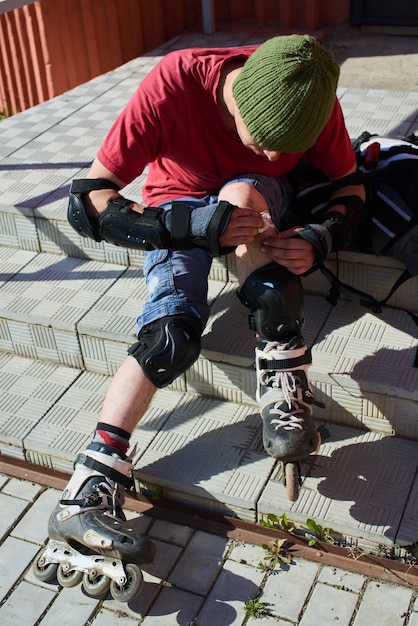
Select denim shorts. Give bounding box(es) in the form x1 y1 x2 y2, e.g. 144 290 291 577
136 174 295 334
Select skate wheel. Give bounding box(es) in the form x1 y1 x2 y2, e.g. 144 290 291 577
285 462 300 502
82 571 110 598
33 553 58 582
109 563 143 603
57 563 83 588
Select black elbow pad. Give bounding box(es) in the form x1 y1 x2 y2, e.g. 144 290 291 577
68 179 120 242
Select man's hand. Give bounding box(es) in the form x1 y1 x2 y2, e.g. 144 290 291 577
219 207 264 248
260 226 316 275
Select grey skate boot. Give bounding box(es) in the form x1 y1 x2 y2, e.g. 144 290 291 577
256 335 320 462
34 444 155 602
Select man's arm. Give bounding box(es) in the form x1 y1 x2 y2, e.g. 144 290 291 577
260 164 367 275
82 158 137 217
68 159 264 256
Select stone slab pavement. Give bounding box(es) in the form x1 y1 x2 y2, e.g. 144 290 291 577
0 472 416 626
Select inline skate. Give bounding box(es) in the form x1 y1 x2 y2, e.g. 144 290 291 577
256 335 321 501
33 444 155 602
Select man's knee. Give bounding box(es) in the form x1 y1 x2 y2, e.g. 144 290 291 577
238 263 304 340
128 314 202 388
219 180 269 213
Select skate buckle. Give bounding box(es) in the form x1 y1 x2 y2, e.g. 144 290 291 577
84 529 113 549
57 509 72 522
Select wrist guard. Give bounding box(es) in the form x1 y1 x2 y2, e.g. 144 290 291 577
163 200 235 256
296 194 365 266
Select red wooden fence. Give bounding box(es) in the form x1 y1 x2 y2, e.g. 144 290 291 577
0 0 349 117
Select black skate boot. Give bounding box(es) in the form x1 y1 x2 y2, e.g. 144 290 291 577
33 445 155 602
256 336 321 500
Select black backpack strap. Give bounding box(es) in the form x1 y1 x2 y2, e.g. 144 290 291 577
378 268 413 307
320 263 418 366
321 264 382 312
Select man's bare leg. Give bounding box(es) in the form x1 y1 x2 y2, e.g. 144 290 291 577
100 356 156 432
218 181 276 285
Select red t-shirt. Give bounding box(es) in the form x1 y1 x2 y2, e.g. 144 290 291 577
97 46 355 206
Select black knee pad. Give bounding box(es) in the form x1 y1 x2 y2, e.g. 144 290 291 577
238 263 304 340
128 314 202 388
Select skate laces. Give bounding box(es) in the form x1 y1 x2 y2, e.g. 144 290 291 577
258 341 313 432
65 478 123 518
95 479 125 518
270 402 304 431
96 444 138 518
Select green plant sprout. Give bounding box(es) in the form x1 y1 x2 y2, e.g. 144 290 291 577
259 512 296 533
306 518 335 546
244 595 270 618
259 538 293 572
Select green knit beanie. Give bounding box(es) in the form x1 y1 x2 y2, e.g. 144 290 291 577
232 35 340 153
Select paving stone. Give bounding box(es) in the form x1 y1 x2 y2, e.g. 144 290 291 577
0 536 40 602
352 581 413 626
299 582 359 626
90 609 139 625
311 302 418 439
0 492 30 541
317 566 365 592
0 210 39 251
0 579 56 624
11 488 59 544
168 531 230 595
0 253 125 367
35 584 99 626
22 371 114 471
148 519 194 546
196 558 265 626
24 381 182 472
142 586 203 624
1 477 43 501
246 617 290 626
228 541 268 568
261 559 319 622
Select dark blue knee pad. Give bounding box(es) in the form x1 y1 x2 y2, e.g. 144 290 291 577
128 314 202 388
238 263 304 340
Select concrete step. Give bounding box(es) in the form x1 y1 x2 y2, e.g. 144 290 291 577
1 190 417 314
0 350 416 549
0 247 417 441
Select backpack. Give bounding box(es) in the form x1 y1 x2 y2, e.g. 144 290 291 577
294 131 418 365
353 130 418 273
